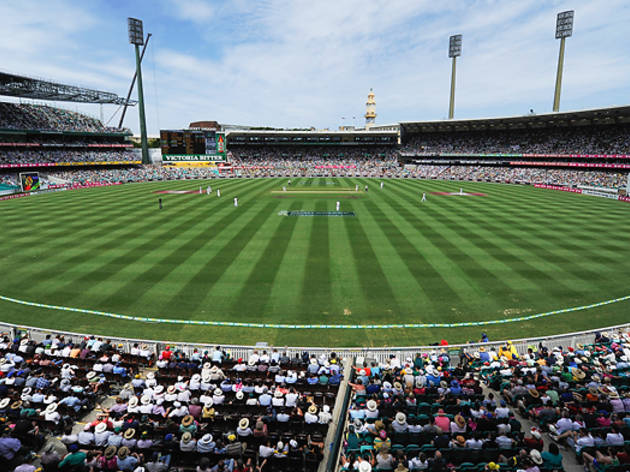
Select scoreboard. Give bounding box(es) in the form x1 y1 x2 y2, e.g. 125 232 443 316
19 172 41 192
160 129 227 163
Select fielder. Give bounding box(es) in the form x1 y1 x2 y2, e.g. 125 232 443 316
234 196 238 207
199 186 203 194
355 184 359 192
207 185 212 195
158 198 163 209
421 192 427 202
217 189 221 197
380 181 384 189
336 201 340 211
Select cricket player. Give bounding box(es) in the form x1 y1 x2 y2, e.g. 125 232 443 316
217 189 221 197
460 188 463 195
380 182 384 189
234 196 238 207
336 201 340 211
158 198 163 209
355 184 359 192
421 192 427 202
207 185 211 195
199 186 203 194
283 186 287 192
364 185 368 192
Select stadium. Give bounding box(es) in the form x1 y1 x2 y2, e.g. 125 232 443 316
1 5 629 472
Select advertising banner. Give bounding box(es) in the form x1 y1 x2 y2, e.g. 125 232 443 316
163 161 218 168
582 189 618 199
533 184 582 193
0 161 141 168
162 154 226 163
511 161 630 169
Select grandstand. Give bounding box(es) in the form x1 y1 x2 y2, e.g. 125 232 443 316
0 73 137 193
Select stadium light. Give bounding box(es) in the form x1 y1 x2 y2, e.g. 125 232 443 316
127 18 149 164
448 34 462 120
448 34 462 58
553 10 574 112
128 18 144 45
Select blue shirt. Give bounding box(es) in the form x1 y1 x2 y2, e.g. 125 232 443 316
116 455 139 471
59 396 82 411
35 377 50 390
0 437 21 460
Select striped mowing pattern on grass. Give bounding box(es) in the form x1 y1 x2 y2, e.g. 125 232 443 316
1 178 629 346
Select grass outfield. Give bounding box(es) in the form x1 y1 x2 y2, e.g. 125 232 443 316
1 177 629 347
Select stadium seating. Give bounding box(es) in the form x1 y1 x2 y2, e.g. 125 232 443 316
0 102 121 133
0 337 341 471
337 332 630 472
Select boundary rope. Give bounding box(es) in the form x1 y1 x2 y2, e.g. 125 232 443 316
1 293 629 329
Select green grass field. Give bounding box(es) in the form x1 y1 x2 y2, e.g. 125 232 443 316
1 178 629 347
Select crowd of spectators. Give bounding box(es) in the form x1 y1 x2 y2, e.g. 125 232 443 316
400 125 630 156
0 150 135 165
229 147 399 178
1 336 342 472
404 165 628 189
2 164 619 192
0 333 148 471
339 329 630 472
472 330 630 472
0 173 17 187
0 102 122 133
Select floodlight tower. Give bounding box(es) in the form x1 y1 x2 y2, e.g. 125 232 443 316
448 34 462 120
128 17 150 164
553 10 574 112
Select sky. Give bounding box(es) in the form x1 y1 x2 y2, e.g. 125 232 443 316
1 0 629 135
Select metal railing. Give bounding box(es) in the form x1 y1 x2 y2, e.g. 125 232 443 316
1 320 628 361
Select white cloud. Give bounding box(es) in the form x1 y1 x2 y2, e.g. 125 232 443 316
164 0 214 23
2 0 630 133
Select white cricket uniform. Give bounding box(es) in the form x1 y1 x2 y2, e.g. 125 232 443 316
380 182 384 189
217 189 221 197
421 193 426 202
234 197 238 207
336 201 340 211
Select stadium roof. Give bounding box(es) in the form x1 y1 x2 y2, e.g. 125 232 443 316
0 71 136 105
401 105 630 133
